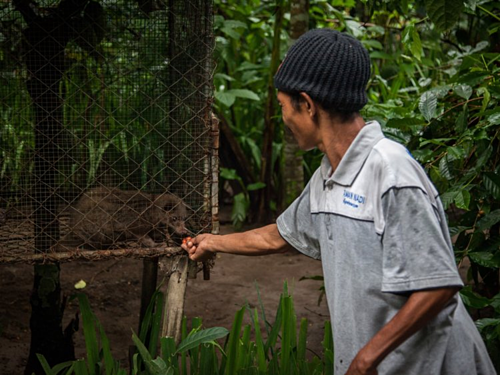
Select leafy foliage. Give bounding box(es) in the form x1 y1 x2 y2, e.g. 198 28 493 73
38 284 334 375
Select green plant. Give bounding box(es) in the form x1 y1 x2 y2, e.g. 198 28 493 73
38 283 334 374
220 167 266 229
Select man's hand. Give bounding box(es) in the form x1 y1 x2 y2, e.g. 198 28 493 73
345 350 378 375
181 234 215 262
344 287 459 375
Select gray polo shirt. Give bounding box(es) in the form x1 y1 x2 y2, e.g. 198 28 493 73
277 121 495 374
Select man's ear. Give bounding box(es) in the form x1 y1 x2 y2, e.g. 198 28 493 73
300 92 317 118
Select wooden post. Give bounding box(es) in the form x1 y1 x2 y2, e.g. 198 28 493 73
139 257 159 328
161 255 189 343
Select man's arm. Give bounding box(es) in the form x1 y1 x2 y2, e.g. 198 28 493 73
346 286 460 375
181 224 294 262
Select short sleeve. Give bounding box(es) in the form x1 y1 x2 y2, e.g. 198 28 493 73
381 187 463 293
276 182 321 260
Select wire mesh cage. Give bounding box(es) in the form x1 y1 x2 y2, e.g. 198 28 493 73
0 0 216 263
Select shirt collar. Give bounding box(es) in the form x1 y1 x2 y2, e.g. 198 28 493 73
320 121 385 186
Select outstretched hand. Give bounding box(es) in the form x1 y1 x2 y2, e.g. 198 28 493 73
181 234 215 262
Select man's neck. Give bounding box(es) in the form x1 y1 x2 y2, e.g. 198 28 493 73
317 115 366 174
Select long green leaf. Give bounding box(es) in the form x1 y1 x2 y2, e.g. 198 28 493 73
281 294 296 375
229 89 260 101
181 317 188 375
160 336 178 370
237 324 252 370
77 294 99 375
51 361 74 375
36 354 55 375
252 309 267 372
297 318 308 363
223 307 245 375
254 282 270 337
74 360 90 375
132 331 154 363
97 322 115 375
175 327 229 354
199 343 217 375
149 292 164 357
132 331 163 375
139 291 163 343
323 321 334 375
264 294 283 355
189 317 202 374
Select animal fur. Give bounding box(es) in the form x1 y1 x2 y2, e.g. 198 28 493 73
67 187 187 248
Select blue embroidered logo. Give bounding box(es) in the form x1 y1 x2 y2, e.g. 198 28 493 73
343 190 366 208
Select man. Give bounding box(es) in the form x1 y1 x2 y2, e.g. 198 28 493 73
182 29 495 374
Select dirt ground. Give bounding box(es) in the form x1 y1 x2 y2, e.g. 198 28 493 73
0 222 329 374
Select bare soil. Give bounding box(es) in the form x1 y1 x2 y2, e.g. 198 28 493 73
0 222 329 375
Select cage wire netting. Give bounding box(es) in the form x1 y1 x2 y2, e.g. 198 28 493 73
0 0 216 263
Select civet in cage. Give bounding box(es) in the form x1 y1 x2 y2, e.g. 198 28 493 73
63 187 189 249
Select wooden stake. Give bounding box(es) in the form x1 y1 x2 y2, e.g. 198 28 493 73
161 255 189 344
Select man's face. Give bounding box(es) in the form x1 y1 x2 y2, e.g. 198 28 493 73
277 91 318 151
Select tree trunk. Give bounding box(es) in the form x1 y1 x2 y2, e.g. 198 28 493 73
280 0 309 211
257 1 285 223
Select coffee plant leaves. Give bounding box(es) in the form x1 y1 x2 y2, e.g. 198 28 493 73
446 146 467 161
483 173 500 200
439 190 458 210
491 294 500 314
477 209 500 231
469 231 486 252
402 24 423 62
456 71 489 86
439 156 453 180
475 145 493 170
475 318 500 333
419 91 438 122
469 251 500 269
455 84 473 100
424 0 465 31
412 149 434 163
460 286 491 309
454 190 471 210
449 226 470 237
465 0 479 12
385 117 426 131
487 111 500 126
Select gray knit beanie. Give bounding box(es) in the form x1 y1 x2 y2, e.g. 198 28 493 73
274 28 370 112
